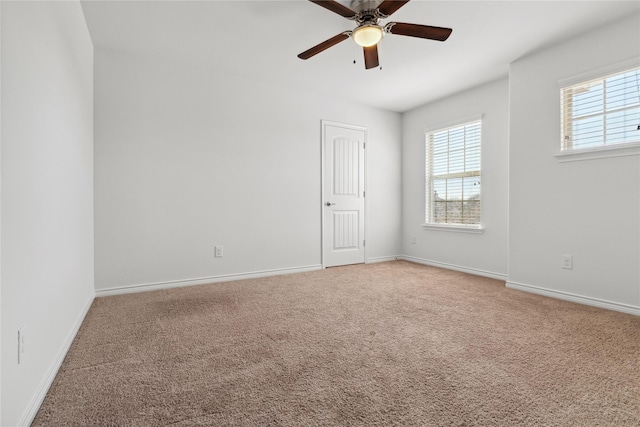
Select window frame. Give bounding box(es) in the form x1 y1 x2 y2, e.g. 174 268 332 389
424 116 484 233
556 58 640 163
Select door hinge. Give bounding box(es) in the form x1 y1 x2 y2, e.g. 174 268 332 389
363 191 365 197
363 143 366 149
363 240 366 247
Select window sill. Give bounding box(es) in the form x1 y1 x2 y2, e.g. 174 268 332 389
422 224 484 234
555 141 640 163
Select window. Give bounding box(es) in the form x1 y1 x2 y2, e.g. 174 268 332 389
561 66 640 152
425 119 481 229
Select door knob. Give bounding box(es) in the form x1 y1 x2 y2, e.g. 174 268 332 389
326 202 336 206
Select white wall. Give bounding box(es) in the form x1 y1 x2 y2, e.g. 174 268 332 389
401 78 509 279
94 50 402 292
1 2 95 425
0 3 3 423
508 14 640 313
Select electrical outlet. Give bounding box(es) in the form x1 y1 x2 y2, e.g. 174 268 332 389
411 235 417 244
561 255 573 270
215 245 223 258
18 326 27 364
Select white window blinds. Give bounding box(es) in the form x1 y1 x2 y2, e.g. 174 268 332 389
425 120 481 226
561 66 640 151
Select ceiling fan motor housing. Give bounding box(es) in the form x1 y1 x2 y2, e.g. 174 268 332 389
349 0 382 13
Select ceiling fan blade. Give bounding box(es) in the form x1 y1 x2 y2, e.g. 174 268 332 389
298 32 350 60
377 0 411 17
363 45 379 69
387 22 452 41
308 0 357 19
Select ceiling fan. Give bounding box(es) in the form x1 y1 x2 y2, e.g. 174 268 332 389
297 0 453 70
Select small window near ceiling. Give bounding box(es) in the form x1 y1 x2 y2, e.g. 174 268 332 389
425 119 482 230
560 66 640 152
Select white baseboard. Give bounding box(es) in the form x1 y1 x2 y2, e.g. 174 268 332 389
366 256 400 264
399 255 508 281
95 264 324 297
19 292 95 427
506 281 640 317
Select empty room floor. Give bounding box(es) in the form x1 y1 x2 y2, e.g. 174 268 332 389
34 261 640 426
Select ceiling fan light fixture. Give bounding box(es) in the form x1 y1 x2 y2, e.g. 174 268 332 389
353 24 383 47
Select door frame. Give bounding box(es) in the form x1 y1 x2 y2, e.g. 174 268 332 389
320 120 368 269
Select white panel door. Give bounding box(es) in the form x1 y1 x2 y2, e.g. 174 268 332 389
323 122 366 267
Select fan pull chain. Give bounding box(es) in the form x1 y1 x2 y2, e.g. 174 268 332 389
353 41 357 65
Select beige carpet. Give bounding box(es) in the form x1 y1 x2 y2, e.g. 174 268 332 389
34 261 640 426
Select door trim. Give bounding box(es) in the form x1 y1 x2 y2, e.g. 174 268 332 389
321 120 368 269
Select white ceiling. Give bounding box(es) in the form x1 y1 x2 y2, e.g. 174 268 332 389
81 0 640 113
